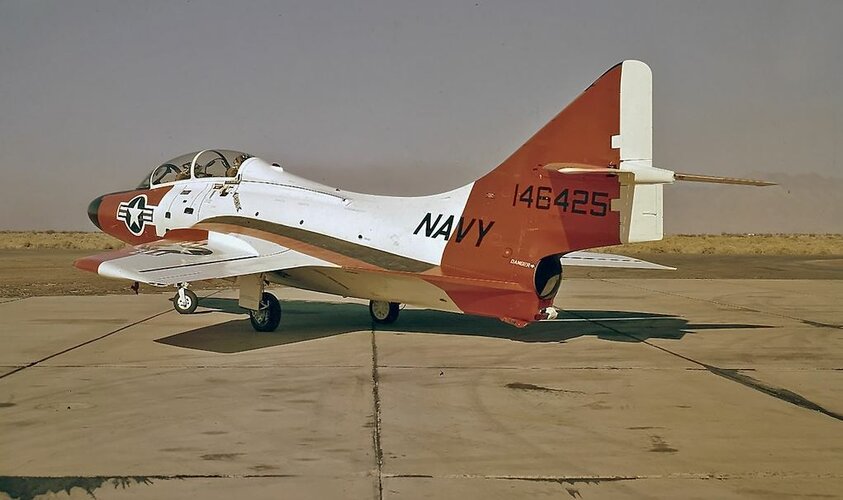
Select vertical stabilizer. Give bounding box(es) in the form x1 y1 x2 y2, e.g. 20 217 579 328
442 60 668 284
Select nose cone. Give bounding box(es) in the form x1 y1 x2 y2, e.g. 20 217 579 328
87 196 103 229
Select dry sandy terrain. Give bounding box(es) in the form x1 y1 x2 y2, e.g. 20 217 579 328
0 233 841 298
0 250 232 298
664 174 843 234
599 233 843 256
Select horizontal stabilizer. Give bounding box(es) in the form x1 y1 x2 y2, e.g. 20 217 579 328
543 164 621 174
561 251 675 270
674 172 776 186
545 165 776 187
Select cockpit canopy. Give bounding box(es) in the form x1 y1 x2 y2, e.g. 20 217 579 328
137 149 252 189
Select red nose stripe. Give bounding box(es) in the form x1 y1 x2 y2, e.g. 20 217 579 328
97 187 172 244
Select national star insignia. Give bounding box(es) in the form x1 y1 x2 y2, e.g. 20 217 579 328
117 195 156 236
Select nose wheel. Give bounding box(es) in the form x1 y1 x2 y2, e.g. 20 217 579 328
369 300 400 324
172 287 198 314
249 292 282 332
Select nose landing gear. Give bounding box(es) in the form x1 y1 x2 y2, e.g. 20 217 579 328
172 284 198 314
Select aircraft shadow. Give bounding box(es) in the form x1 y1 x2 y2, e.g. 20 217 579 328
155 299 773 354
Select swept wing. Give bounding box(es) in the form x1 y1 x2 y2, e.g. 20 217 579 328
74 231 333 285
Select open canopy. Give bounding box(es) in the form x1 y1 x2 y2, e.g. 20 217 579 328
137 149 252 189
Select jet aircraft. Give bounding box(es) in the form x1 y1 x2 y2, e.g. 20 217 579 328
76 60 772 331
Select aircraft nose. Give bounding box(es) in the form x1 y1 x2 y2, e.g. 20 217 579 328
87 196 103 229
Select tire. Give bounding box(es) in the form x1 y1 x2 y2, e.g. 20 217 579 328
249 292 282 332
173 289 199 314
369 300 399 324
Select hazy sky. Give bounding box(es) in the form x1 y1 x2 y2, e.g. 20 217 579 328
0 0 840 230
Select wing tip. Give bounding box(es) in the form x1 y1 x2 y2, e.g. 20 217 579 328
73 256 101 274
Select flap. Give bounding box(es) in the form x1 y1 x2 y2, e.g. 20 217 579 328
561 251 674 270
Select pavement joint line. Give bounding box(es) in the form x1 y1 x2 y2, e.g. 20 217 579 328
7 364 840 371
0 291 222 381
381 365 708 371
564 309 843 422
381 472 843 481
2 471 841 481
374 365 843 372
601 279 843 330
370 328 384 500
563 309 705 369
0 474 299 480
8 364 368 369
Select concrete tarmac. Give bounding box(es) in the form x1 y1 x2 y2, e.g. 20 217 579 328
1 279 841 499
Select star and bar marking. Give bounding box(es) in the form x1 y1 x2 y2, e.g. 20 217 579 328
117 195 156 236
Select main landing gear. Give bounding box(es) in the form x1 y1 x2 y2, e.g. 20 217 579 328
369 300 400 324
171 282 283 332
249 292 282 332
171 279 395 332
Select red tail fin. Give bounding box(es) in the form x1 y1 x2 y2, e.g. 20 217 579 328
497 62 624 171
442 62 642 282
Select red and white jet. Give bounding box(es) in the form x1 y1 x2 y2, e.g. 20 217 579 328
76 60 772 331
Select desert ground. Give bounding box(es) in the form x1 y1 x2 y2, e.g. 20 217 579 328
1 232 841 499
1 232 841 297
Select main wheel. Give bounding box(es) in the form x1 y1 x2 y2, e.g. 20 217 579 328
249 292 282 332
369 300 399 324
173 289 198 314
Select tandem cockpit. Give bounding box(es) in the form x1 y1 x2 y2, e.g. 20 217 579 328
137 149 252 189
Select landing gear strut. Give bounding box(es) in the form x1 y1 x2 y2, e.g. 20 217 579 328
172 284 198 314
369 300 400 324
249 292 282 332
